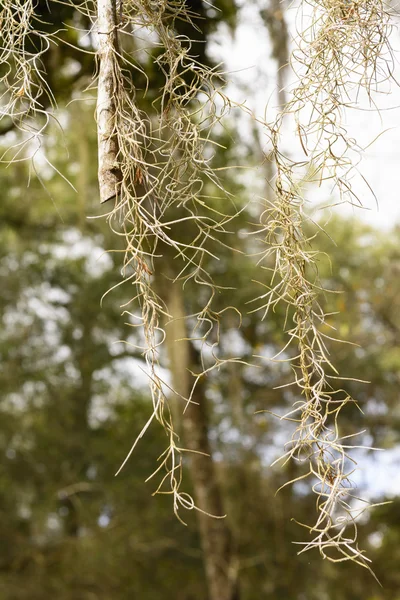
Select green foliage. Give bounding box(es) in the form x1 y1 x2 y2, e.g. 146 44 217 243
0 94 399 597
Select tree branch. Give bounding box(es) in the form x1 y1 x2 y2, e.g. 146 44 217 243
96 0 122 204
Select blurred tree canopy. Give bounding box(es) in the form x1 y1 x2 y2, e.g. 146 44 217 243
0 1 400 599
1 88 400 600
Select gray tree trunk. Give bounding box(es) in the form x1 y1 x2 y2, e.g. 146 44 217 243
162 279 239 600
261 0 289 108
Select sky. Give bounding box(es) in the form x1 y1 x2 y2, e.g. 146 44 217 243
209 0 400 229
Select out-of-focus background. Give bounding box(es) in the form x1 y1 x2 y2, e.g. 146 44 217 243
1 1 400 598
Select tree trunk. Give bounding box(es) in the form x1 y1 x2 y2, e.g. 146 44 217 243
261 0 289 108
162 279 238 600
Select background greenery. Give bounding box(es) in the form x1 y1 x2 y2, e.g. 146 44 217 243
1 1 399 598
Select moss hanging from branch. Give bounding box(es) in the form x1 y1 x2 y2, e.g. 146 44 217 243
94 0 241 520
253 0 393 574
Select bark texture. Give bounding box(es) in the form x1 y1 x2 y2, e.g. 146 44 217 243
162 280 238 600
96 0 122 203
